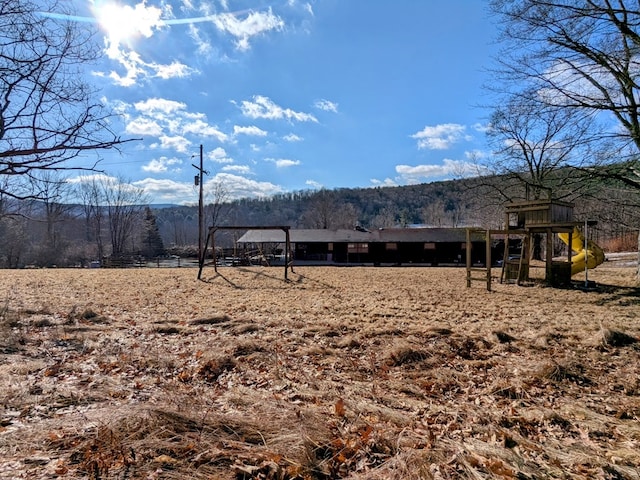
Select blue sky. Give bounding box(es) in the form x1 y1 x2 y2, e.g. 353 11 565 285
55 0 497 204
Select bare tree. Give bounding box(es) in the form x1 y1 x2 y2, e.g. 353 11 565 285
159 208 190 246
490 0 640 184
0 0 136 200
486 94 594 200
205 180 230 228
100 177 147 257
370 206 398 229
0 177 29 266
300 189 343 229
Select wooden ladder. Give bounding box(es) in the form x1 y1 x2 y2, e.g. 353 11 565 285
501 233 530 285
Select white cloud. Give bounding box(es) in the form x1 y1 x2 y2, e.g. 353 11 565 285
283 133 303 142
370 178 398 187
133 177 197 204
208 173 283 199
305 179 322 189
135 98 187 115
238 95 318 122
465 149 489 161
158 135 191 153
314 99 338 113
222 164 252 174
119 98 230 155
395 159 484 184
188 23 212 56
267 158 301 168
182 119 228 142
208 147 234 164
126 117 163 136
106 51 146 87
88 172 281 205
154 60 196 79
68 174 145 199
66 173 115 185
111 57 196 86
234 125 268 136
473 122 491 133
142 157 183 173
212 8 284 51
411 123 470 150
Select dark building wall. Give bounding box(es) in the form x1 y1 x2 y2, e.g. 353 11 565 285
293 241 487 265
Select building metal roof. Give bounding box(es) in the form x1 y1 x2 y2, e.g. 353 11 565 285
237 228 485 244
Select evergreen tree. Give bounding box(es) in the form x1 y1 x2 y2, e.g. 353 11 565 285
141 206 165 258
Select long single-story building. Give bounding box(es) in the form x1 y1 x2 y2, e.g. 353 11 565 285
236 227 490 266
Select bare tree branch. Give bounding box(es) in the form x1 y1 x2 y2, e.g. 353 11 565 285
0 0 139 200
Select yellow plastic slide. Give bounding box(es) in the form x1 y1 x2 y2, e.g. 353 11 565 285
558 227 605 276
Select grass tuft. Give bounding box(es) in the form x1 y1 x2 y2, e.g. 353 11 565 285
190 314 232 325
600 328 638 348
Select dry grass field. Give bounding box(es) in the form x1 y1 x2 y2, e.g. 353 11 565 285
1 260 639 479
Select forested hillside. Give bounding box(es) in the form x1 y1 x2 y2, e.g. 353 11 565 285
156 172 640 252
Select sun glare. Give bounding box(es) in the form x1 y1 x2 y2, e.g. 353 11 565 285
92 1 164 50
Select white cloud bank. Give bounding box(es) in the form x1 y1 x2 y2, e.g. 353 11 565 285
267 158 301 168
234 125 268 137
116 97 229 155
212 8 284 51
142 156 183 173
395 159 486 184
131 173 283 204
411 123 471 150
314 99 339 113
238 95 318 122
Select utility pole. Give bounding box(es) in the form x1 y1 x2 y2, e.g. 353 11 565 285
193 144 207 267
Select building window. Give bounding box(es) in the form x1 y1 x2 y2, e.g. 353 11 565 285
424 242 436 250
386 243 397 251
348 243 369 253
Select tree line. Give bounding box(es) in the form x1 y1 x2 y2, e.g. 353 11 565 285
2 169 637 268
0 174 164 268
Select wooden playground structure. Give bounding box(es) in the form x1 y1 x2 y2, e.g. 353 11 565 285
466 198 591 291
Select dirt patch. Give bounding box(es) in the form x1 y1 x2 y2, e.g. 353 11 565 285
1 265 639 479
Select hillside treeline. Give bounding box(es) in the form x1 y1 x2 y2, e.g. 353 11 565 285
1 172 637 268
